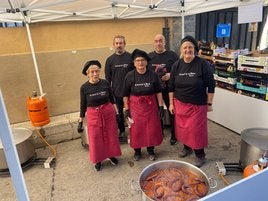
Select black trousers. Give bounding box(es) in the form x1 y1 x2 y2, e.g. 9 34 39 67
162 89 175 140
184 144 205 158
115 96 125 133
134 146 155 155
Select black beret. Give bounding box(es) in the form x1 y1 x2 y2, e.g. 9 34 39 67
82 60 101 75
181 35 199 52
131 49 151 61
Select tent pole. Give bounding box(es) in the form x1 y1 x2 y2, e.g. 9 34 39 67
0 89 30 201
181 0 185 38
182 11 184 38
25 23 44 95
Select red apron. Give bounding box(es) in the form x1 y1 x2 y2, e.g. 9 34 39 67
86 102 121 163
173 99 208 149
129 95 163 149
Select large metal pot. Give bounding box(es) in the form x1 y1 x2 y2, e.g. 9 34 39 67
239 128 268 169
139 160 215 201
0 128 35 170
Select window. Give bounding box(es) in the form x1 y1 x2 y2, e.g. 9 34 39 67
0 22 24 28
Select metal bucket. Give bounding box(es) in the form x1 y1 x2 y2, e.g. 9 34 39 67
138 160 216 201
0 128 35 170
239 128 268 169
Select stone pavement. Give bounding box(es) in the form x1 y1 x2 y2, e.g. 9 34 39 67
0 120 243 201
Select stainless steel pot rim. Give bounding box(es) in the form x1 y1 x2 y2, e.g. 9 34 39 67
241 128 268 151
138 159 209 183
138 160 213 201
0 128 32 148
139 159 207 169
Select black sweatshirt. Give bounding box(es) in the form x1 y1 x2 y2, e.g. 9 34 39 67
123 69 163 97
79 79 115 118
169 56 215 105
105 52 133 97
148 50 179 91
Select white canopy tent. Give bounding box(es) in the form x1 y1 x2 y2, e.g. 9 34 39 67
1 0 265 95
0 0 267 23
0 0 266 94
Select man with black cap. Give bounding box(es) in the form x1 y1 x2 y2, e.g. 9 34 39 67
105 35 133 143
78 60 122 171
123 49 164 161
168 35 215 167
148 34 179 146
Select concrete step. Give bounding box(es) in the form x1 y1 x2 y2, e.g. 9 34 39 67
11 112 81 148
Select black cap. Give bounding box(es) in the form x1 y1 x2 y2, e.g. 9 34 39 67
181 35 199 52
131 49 151 61
82 60 101 75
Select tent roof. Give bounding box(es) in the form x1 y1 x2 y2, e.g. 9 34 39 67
0 0 267 23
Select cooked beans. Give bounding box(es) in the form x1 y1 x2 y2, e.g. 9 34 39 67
141 168 208 201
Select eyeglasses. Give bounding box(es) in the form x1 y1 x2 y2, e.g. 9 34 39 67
134 58 146 63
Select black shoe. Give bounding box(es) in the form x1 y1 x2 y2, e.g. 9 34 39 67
170 138 177 145
194 156 206 168
95 162 102 171
109 157 118 165
133 154 141 161
147 149 157 161
178 148 193 158
149 154 157 161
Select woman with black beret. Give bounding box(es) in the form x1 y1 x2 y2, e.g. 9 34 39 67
123 49 164 161
78 60 121 171
168 36 215 167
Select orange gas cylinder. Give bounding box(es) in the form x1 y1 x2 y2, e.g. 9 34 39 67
243 163 259 178
243 156 268 178
27 91 50 127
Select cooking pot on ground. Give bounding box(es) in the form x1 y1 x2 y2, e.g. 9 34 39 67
239 128 268 169
138 160 216 201
0 128 35 170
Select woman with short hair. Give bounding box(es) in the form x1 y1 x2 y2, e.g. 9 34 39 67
169 36 215 167
78 60 121 171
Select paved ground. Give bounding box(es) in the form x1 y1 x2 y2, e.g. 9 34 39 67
0 120 243 201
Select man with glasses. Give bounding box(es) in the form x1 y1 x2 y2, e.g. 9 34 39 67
105 35 133 143
148 34 179 145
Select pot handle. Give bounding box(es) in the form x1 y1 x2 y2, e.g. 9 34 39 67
208 177 217 188
131 180 140 191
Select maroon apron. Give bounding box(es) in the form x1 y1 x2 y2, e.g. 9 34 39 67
129 95 163 149
86 102 121 163
173 99 208 149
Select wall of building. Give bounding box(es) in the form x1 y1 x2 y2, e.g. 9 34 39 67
0 18 166 123
168 16 196 54
195 7 268 50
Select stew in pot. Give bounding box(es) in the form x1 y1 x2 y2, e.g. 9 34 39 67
141 167 208 201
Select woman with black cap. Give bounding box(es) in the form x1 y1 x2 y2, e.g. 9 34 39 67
123 49 164 161
78 60 121 171
168 36 215 167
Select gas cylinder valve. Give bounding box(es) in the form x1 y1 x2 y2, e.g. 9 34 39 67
258 151 268 169
32 90 38 98
243 151 268 178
